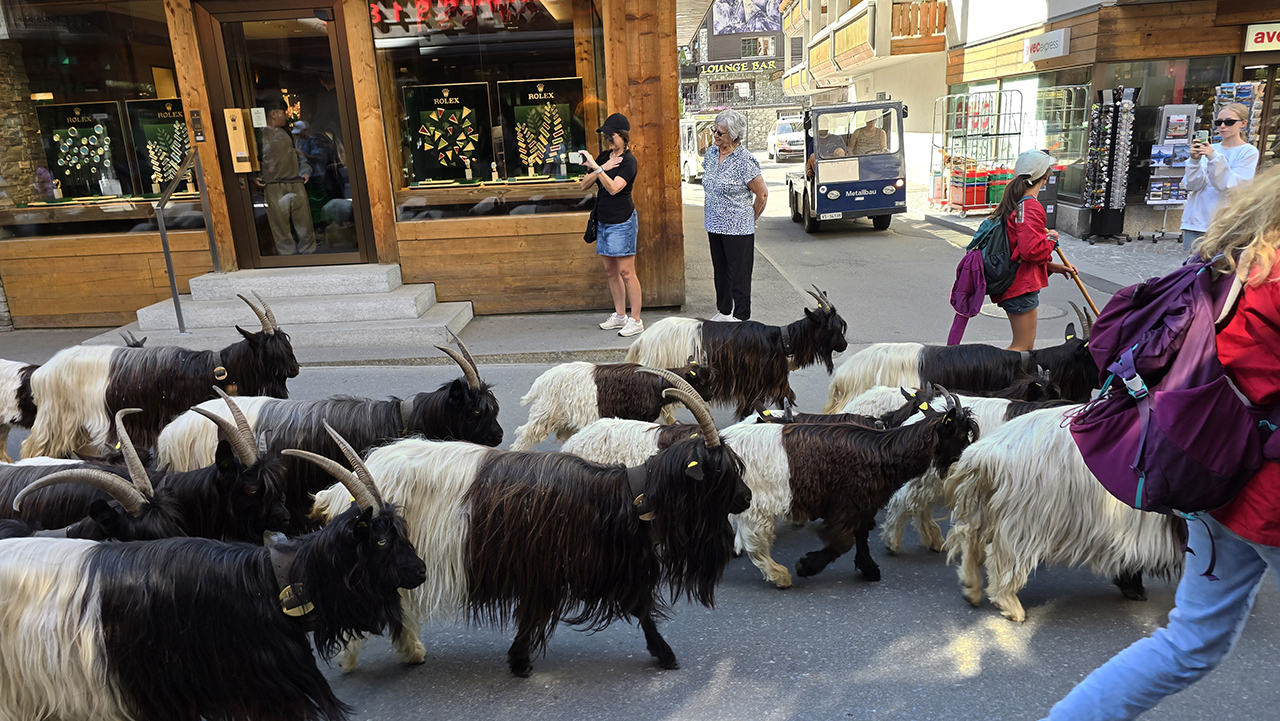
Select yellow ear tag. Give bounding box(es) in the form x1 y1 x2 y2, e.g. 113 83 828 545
114 441 121 450
1067 334 1075 340
688 461 698 468
690 433 698 438
762 410 772 416
919 402 929 411
689 371 696 377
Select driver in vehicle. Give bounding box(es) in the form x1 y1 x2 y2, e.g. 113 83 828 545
806 127 848 179
849 115 887 155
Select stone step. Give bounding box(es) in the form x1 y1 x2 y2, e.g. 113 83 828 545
136 284 436 331
188 264 403 301
90 302 474 354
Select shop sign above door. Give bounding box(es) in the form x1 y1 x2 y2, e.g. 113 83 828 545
1245 23 1280 52
702 59 778 75
1023 28 1070 63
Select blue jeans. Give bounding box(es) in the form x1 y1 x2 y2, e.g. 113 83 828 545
1044 514 1280 720
1182 228 1204 254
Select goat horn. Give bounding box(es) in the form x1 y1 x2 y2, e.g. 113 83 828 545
636 366 706 401
282 449 378 514
1083 305 1095 339
435 343 481 390
251 291 280 331
661 388 721 448
237 294 274 335
15 468 147 517
1067 301 1088 340
192 390 258 467
113 408 153 498
446 328 479 373
321 421 382 505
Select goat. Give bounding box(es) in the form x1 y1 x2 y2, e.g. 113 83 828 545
943 404 1186 622
311 376 750 677
157 333 499 533
824 385 1074 554
0 425 426 721
0 359 37 464
6 391 288 542
20 293 299 460
822 303 1096 413
625 286 848 419
510 358 716 451
566 380 979 588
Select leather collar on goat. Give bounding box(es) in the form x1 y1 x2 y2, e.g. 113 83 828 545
213 366 239 396
779 328 793 357
626 465 654 522
266 533 315 620
400 398 415 436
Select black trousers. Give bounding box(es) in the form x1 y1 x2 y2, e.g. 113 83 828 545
707 231 755 320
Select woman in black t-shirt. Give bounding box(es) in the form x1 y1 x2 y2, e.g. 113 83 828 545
579 113 643 337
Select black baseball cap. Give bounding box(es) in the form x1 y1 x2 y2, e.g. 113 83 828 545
597 113 630 135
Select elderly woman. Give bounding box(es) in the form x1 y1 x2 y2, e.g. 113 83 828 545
702 108 767 322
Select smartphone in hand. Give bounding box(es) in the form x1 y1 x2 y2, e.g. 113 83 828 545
1195 130 1210 143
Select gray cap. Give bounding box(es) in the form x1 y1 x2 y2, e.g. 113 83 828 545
1014 150 1053 180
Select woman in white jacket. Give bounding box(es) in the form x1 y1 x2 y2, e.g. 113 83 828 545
1181 103 1259 252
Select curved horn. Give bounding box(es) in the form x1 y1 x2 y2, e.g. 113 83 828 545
1083 305 1094 339
1067 301 1087 339
636 366 703 402
15 468 147 517
661 388 721 448
446 328 479 374
320 421 381 504
251 291 280 331
282 449 378 513
113 409 153 498
435 344 481 390
237 294 274 335
192 390 259 467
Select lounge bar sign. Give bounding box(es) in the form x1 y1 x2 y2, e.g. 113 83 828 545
1023 28 1070 63
1245 22 1280 52
702 59 778 74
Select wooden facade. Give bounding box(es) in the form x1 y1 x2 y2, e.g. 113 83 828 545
0 0 683 327
946 1 1251 87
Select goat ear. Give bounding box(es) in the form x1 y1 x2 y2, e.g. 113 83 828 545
1065 322 1077 341
235 326 260 344
447 378 469 406
89 499 122 533
684 459 705 481
351 506 374 539
803 307 817 321
214 440 237 474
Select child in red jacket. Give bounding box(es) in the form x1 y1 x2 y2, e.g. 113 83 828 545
988 150 1078 351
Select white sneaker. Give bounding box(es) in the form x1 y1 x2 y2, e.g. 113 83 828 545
618 317 645 337
709 312 735 322
599 313 627 330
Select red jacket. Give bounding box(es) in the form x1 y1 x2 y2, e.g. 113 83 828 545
992 198 1055 303
1211 265 1280 547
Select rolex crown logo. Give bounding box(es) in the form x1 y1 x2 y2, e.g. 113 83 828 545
73 107 81 115
442 88 450 97
165 102 173 111
536 83 545 92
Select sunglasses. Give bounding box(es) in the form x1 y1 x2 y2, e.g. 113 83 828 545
1213 118 1241 127
713 129 728 137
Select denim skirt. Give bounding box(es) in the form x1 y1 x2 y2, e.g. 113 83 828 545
597 211 638 257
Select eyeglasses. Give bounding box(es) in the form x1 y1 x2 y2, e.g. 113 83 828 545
713 130 728 137
1213 118 1241 127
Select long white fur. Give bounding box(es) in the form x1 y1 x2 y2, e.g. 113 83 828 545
510 362 601 451
623 317 704 370
155 396 274 471
20 346 116 460
311 438 490 672
565 418 797 588
836 388 1020 555
944 405 1186 622
822 342 924 413
0 538 131 721
0 359 22 460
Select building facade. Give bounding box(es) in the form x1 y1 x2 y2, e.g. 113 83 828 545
0 0 684 330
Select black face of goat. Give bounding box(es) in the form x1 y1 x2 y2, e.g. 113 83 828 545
803 306 850 361
927 404 980 475
230 328 300 399
85 497 189 542
212 441 291 537
677 363 719 401
438 379 504 447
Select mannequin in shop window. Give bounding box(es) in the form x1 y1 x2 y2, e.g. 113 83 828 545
256 107 316 256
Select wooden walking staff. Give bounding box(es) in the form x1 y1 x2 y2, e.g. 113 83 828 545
1056 246 1101 317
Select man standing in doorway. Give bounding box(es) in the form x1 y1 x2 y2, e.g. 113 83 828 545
257 107 315 255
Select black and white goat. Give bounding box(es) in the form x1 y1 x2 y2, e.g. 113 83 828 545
625 286 848 419
0 359 37 464
157 334 500 533
510 358 716 450
943 404 1186 622
311 376 750 677
20 293 299 459
566 378 979 588
822 303 1096 413
0 425 426 721
5 392 288 542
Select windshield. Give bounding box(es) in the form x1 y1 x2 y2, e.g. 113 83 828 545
815 107 898 158
775 122 795 134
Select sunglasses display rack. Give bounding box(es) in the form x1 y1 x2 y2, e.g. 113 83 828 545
1213 82 1264 146
1083 87 1137 245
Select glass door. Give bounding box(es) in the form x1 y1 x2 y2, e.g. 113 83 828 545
200 4 372 267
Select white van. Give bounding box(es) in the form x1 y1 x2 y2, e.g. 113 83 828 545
767 116 804 161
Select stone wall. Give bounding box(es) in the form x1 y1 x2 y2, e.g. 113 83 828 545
0 41 45 331
692 68 799 151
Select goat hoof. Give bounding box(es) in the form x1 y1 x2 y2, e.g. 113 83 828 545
338 654 360 674
401 641 426 665
1119 587 1148 602
858 565 881 582
509 661 533 678
794 556 825 578
655 654 680 670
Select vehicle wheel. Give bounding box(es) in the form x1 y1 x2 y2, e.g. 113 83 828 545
958 210 968 219
872 214 892 231
789 189 802 222
768 148 775 159
802 194 821 233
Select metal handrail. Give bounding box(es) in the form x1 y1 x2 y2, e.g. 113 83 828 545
155 147 216 335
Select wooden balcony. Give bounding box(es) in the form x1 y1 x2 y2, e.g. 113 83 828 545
890 0 946 55
783 63 814 96
781 0 808 36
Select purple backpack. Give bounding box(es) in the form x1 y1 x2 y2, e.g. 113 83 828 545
1070 257 1278 575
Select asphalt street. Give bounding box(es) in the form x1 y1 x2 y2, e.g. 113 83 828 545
3 158 1275 720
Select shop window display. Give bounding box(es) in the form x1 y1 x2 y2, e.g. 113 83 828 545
0 0 203 239
371 0 606 220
